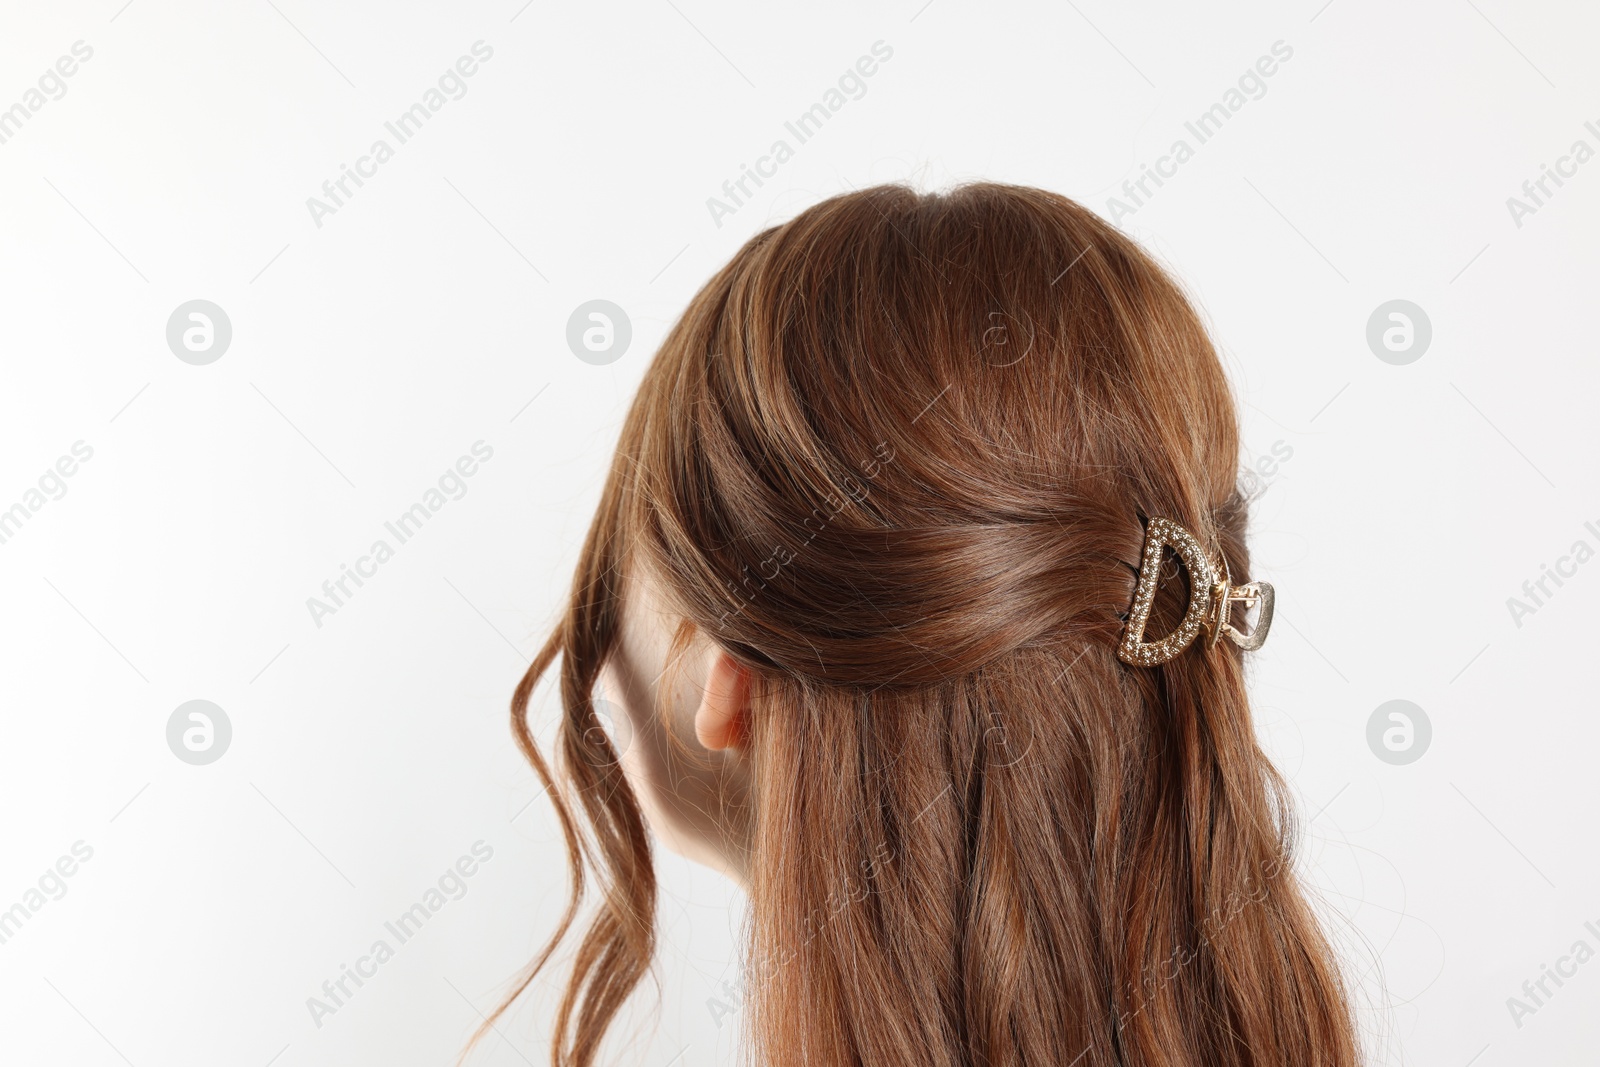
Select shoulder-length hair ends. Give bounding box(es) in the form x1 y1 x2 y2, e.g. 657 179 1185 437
475 182 1361 1067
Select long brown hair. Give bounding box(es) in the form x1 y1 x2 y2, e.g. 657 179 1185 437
482 182 1361 1066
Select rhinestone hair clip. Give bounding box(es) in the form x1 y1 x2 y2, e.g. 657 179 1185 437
1116 516 1275 667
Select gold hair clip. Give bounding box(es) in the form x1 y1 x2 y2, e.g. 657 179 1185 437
1116 516 1275 667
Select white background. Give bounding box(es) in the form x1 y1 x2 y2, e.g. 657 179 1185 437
1 1 1597 1064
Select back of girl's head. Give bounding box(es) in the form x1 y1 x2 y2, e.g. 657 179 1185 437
499 182 1360 1067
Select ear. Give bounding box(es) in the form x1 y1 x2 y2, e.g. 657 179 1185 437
695 648 751 751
